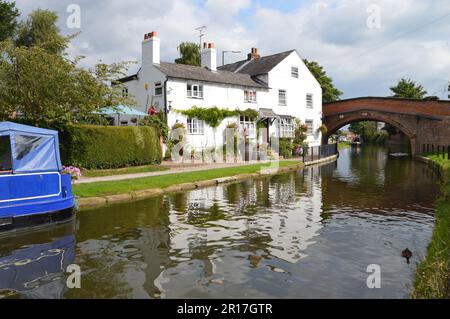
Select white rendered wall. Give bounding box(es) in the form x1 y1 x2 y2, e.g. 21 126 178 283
264 51 323 146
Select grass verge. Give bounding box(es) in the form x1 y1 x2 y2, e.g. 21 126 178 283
412 155 450 299
82 165 168 177
73 161 298 198
338 141 351 150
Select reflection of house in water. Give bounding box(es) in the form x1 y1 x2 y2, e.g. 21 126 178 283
0 223 76 299
154 170 324 296
261 168 324 263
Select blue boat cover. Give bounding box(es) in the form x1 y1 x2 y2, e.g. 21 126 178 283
0 122 62 173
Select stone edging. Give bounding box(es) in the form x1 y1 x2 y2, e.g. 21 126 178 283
77 155 339 210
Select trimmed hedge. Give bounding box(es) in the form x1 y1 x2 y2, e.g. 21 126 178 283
61 125 162 169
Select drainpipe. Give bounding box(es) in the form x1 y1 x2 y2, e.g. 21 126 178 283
163 78 169 120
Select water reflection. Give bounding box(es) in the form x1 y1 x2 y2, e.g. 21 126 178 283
0 222 76 299
0 146 440 299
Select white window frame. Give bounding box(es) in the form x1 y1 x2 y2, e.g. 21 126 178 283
291 66 299 78
244 90 257 103
187 84 204 99
305 120 314 136
155 82 163 96
280 118 295 138
240 116 256 138
306 94 314 109
187 118 205 135
279 90 287 106
122 87 129 97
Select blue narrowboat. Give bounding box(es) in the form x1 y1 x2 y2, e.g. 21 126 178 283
0 122 75 233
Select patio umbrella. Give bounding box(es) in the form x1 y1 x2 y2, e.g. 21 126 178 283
94 105 148 125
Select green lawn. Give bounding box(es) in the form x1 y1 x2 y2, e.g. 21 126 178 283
412 154 450 299
425 154 450 171
82 165 168 177
74 160 300 198
338 141 351 150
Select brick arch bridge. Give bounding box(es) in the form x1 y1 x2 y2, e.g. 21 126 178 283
322 97 450 155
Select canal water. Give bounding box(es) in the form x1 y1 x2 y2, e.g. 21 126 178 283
0 146 440 299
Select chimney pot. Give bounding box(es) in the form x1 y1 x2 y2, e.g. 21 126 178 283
203 42 208 49
248 47 260 60
208 43 215 49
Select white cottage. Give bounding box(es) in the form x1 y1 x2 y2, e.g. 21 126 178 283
117 31 323 150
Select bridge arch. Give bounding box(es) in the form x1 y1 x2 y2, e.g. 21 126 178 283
322 97 450 156
323 111 417 153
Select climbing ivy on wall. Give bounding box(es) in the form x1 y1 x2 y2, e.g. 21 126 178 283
174 107 259 128
239 108 259 119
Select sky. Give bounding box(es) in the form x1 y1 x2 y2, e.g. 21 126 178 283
11 0 450 99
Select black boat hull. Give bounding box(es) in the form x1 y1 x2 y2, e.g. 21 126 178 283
0 207 75 235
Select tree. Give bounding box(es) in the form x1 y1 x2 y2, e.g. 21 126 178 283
0 9 135 127
15 9 69 55
0 41 134 127
0 0 20 41
175 42 201 67
304 59 343 103
390 78 427 99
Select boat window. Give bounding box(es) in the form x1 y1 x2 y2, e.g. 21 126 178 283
0 135 12 172
14 134 46 160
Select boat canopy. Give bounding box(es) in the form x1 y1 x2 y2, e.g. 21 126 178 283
0 122 62 174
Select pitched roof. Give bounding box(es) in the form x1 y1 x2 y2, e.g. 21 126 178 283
153 62 267 89
218 50 295 76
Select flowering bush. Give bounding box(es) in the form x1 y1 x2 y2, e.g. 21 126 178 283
62 166 82 182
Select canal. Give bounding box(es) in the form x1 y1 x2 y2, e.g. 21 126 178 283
0 146 440 299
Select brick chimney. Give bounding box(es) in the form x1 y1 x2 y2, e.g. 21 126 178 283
201 42 217 72
142 31 160 67
247 48 260 61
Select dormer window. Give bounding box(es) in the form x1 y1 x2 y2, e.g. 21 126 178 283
291 66 299 78
244 90 257 103
187 84 204 99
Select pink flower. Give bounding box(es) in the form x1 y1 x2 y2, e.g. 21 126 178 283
63 166 82 181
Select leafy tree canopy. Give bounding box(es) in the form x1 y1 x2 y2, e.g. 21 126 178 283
304 59 343 103
0 9 135 128
15 9 70 55
0 0 20 41
175 42 201 67
390 78 428 99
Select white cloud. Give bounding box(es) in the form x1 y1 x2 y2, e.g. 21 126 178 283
11 0 450 98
